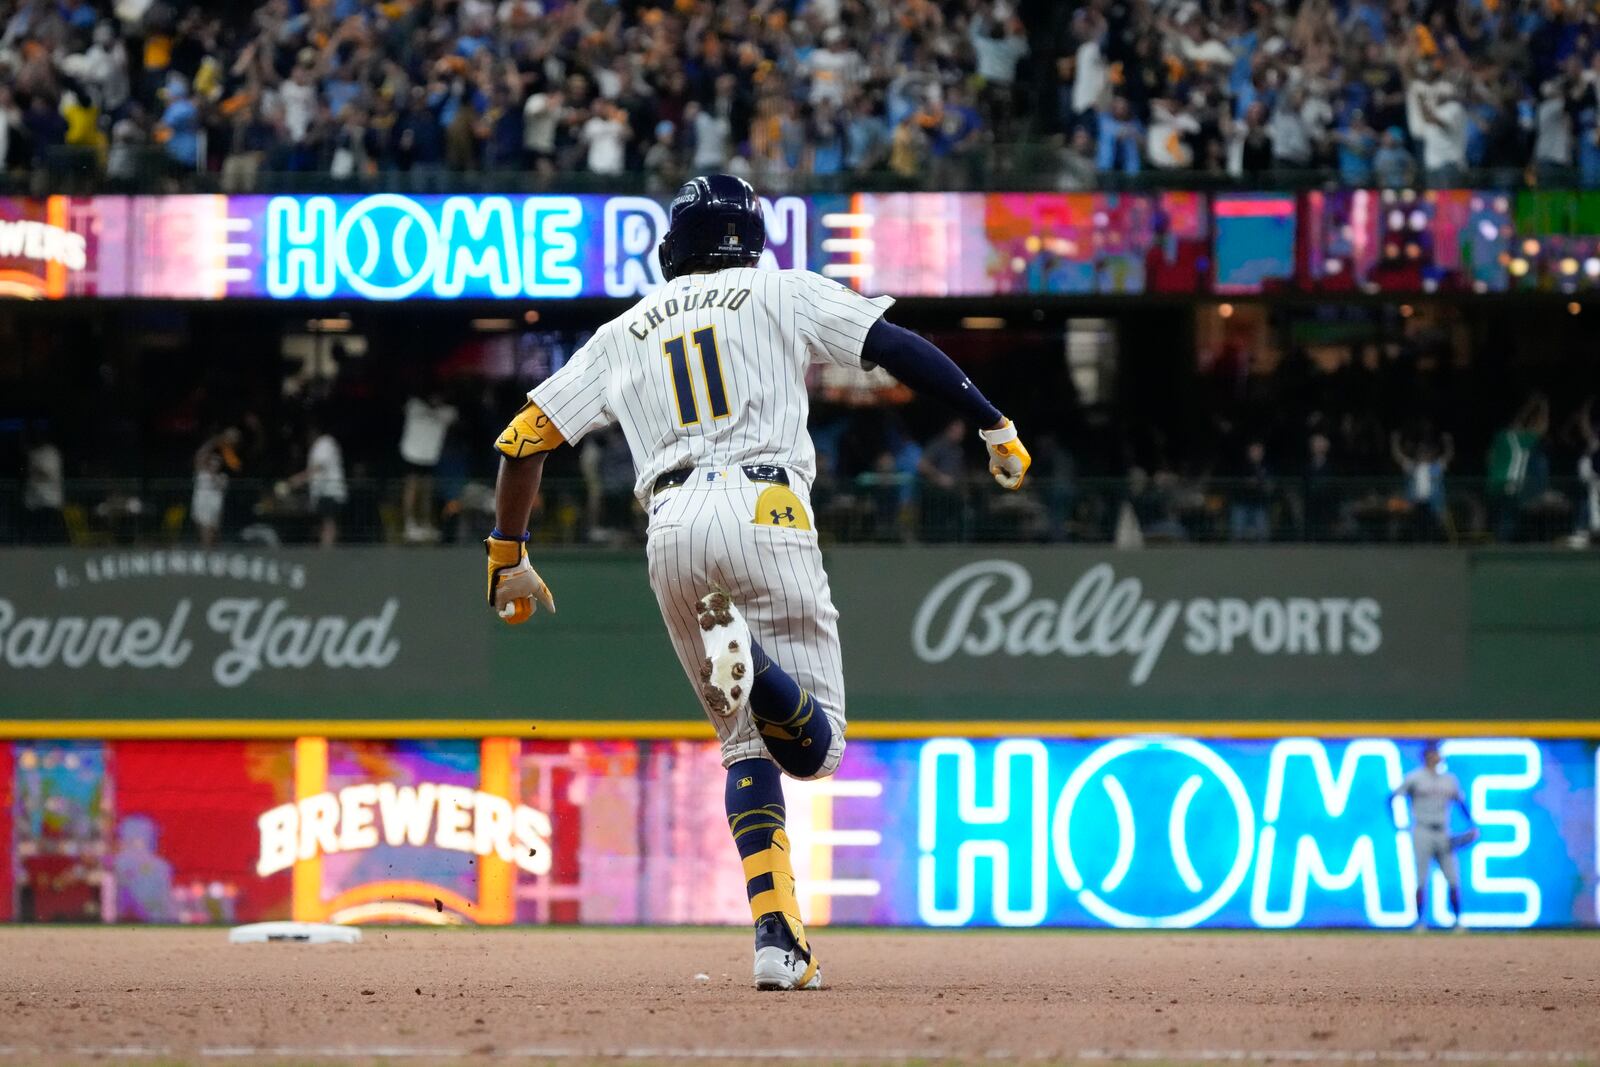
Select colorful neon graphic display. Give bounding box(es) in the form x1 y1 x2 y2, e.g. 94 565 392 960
3 736 1593 928
6 191 1600 301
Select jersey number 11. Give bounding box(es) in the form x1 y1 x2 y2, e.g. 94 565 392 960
663 327 730 426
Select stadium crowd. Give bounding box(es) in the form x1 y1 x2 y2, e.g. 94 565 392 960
6 317 1600 548
1 0 1600 188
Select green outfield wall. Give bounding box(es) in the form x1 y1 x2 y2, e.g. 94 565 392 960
0 547 1596 731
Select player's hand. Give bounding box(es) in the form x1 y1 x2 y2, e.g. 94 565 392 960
979 419 1031 491
485 534 555 624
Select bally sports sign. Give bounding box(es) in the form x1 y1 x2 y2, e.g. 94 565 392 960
912 560 1383 686
0 546 1472 724
828 547 1468 706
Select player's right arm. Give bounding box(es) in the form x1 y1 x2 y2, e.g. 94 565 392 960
487 402 562 624
487 337 614 624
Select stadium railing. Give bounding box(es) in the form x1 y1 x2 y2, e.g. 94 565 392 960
0 476 1592 548
0 143 1550 196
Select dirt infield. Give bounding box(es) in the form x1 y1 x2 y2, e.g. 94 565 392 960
1 928 1597 1067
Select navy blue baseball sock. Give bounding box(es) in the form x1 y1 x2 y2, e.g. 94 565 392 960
725 759 812 957
746 639 833 778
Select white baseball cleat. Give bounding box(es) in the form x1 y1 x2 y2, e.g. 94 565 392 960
695 591 753 718
752 914 822 991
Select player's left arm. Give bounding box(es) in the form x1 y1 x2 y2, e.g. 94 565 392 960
860 318 1031 490
486 401 564 624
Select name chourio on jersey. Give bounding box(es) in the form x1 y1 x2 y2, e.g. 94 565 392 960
627 287 752 340
528 267 894 502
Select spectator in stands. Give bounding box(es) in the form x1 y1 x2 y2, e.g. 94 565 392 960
61 88 104 164
1392 430 1454 541
969 9 1029 142
1488 394 1550 542
918 418 968 543
582 98 630 176
1068 13 1108 136
22 424 66 545
929 85 985 186
61 22 130 114
220 103 271 191
399 392 458 544
1573 399 1599 547
1333 110 1379 186
844 93 889 173
0 87 21 172
689 100 731 174
580 428 638 545
1096 96 1144 175
1300 430 1341 541
643 120 680 190
1058 127 1096 190
1125 467 1189 543
22 91 66 167
481 86 523 172
13 0 1600 202
888 113 928 179
1534 79 1576 184
192 429 238 547
1579 96 1600 188
810 101 847 178
331 104 373 179
1230 439 1275 542
523 86 563 174
283 421 347 548
1373 126 1417 187
1416 84 1469 186
1226 102 1273 177
396 87 446 185
1147 98 1200 171
1270 88 1316 170
808 26 863 109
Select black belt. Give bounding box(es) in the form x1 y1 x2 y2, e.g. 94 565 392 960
653 465 789 494
1420 823 1446 832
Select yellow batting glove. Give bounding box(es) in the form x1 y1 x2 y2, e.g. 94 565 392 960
979 419 1031 491
485 533 555 624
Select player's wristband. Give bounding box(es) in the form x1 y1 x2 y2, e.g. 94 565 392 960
490 528 530 542
978 420 1018 446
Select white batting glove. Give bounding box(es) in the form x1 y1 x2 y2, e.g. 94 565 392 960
979 419 1032 491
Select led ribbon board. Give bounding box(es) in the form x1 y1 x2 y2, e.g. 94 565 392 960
5 736 1593 927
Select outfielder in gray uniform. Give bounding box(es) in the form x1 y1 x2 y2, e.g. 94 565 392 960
482 175 1031 989
1391 742 1477 931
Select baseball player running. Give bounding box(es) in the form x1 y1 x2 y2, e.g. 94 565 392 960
484 175 1028 989
1391 741 1477 931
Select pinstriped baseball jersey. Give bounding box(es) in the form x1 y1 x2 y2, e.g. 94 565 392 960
527 267 894 501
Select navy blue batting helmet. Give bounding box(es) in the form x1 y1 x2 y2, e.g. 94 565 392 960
657 174 765 281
